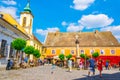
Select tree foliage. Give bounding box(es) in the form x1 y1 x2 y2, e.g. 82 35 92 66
80 54 89 60
24 46 35 55
33 49 41 58
59 54 65 61
92 52 99 58
66 54 72 59
12 38 26 50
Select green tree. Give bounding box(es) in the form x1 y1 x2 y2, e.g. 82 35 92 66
59 54 65 61
33 49 41 58
12 38 26 59
24 46 35 57
92 52 99 58
66 54 72 60
80 54 89 69
80 54 89 60
59 54 65 67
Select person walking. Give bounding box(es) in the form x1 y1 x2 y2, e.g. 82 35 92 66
68 59 72 72
79 59 83 70
105 61 109 70
88 56 96 77
97 59 103 78
51 59 56 74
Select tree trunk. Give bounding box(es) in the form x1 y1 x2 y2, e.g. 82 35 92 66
16 50 18 60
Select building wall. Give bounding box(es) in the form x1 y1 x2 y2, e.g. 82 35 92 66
43 47 120 63
0 23 25 64
44 47 120 57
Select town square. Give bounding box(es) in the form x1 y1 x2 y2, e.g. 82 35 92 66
0 0 120 80
0 64 120 80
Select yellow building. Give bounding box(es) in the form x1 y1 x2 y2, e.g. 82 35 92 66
43 30 120 64
0 1 42 64
19 2 42 60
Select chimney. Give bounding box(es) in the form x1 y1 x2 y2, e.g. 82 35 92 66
95 30 99 34
55 30 60 36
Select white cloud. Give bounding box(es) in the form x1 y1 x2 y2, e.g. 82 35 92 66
78 14 114 29
67 23 84 32
0 6 19 22
70 0 95 10
101 25 120 42
36 27 59 36
2 0 16 5
61 21 67 26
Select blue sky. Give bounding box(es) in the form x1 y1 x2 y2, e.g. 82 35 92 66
0 0 120 43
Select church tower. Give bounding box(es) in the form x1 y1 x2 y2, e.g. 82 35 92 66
20 0 33 35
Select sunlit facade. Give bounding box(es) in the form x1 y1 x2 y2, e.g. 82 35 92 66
43 31 120 64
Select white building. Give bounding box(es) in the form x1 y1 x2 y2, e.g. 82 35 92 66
0 13 29 65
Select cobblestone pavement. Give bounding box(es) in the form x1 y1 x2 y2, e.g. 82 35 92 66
0 65 120 80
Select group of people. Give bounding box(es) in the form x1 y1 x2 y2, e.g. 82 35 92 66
6 56 46 70
52 56 120 78
88 56 103 78
51 57 104 77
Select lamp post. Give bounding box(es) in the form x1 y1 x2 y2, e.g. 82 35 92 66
75 35 80 68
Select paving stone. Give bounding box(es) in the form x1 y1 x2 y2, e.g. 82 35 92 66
0 65 120 80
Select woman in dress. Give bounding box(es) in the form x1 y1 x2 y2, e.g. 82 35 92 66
97 59 103 78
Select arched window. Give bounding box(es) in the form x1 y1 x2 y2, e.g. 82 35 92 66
30 19 32 27
22 17 26 27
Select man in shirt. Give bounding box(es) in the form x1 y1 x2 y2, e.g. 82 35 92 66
88 56 95 77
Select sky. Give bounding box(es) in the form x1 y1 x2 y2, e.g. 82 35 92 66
0 0 120 43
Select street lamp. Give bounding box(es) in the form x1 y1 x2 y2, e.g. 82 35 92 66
75 35 79 68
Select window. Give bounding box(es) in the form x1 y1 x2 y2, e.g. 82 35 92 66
111 50 115 54
80 50 84 54
90 49 94 54
30 19 32 27
100 50 104 54
9 43 14 58
52 50 56 54
0 14 3 18
0 39 7 57
22 17 26 27
71 50 74 54
61 50 64 54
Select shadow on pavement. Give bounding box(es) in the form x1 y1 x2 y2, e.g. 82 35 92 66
73 72 120 80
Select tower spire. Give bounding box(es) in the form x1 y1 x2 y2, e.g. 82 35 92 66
28 0 30 4
24 0 31 13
